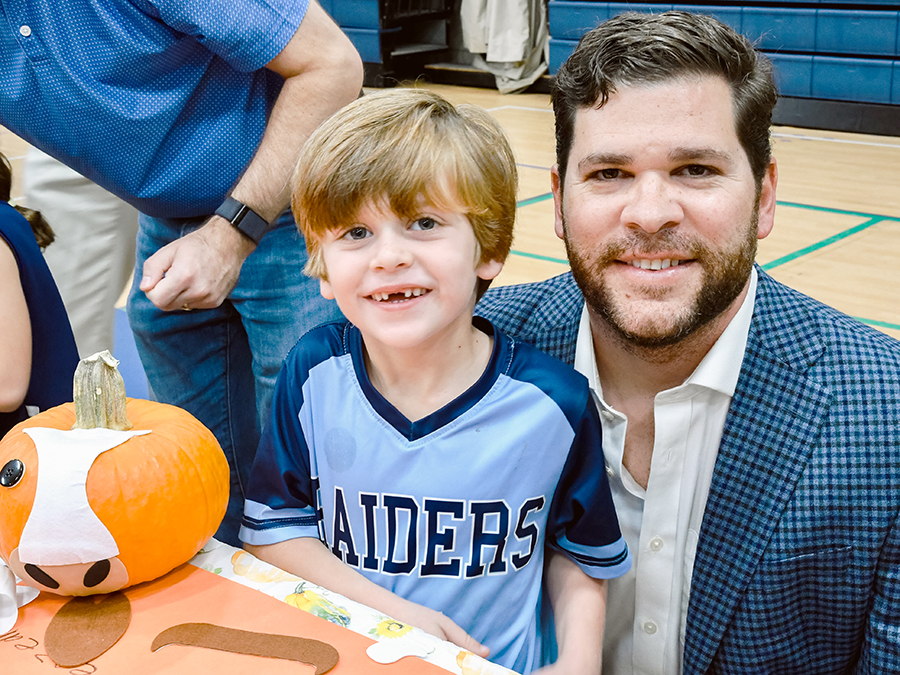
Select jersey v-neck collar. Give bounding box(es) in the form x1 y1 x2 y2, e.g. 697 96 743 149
344 317 508 442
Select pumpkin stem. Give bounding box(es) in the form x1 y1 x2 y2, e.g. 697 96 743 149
71 350 134 431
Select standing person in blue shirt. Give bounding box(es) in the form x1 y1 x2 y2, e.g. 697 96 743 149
0 152 78 438
0 1 363 544
239 89 631 674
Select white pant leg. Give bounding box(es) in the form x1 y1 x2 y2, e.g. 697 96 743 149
22 149 139 358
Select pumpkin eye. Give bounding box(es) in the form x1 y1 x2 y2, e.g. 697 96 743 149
24 563 60 589
84 559 112 588
0 459 25 487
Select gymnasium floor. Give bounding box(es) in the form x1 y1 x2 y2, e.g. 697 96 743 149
2 81 899 398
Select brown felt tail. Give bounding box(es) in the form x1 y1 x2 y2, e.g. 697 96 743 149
151 622 339 673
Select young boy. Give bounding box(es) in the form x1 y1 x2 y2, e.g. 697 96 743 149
239 89 630 674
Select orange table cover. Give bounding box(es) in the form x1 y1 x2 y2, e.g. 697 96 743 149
1 563 449 674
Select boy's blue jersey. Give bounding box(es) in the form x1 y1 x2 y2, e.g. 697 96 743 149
241 319 630 672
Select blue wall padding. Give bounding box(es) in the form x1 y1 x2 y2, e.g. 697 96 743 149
607 3 672 18
813 56 894 103
742 8 817 52
894 62 900 102
548 2 609 40
817 10 898 56
769 53 813 98
331 0 381 29
547 1 900 105
673 5 742 32
549 38 579 74
343 28 382 63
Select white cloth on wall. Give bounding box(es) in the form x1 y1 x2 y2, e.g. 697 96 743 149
460 0 548 93
22 148 139 358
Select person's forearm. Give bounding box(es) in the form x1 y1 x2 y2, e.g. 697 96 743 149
245 538 488 656
246 538 420 619
227 1 363 225
544 550 606 674
139 2 362 310
0 241 32 411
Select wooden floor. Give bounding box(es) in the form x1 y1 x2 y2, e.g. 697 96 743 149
4 83 900 342
386 82 900 342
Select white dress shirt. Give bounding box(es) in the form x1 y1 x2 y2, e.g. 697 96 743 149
573 269 758 675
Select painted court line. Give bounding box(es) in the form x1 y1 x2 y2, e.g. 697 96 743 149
773 132 900 150
761 217 886 270
518 163 553 172
484 110 900 151
509 249 568 265
517 192 553 207
777 200 900 223
858 317 900 332
511 194 898 331
515 190 900 224
488 105 553 114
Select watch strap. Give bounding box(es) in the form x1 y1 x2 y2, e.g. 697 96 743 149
215 197 270 244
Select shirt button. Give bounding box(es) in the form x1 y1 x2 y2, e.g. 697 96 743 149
649 537 664 552
606 465 616 478
600 410 614 421
643 621 658 635
19 25 32 37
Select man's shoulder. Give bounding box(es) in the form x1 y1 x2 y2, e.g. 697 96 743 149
477 273 583 364
752 269 900 386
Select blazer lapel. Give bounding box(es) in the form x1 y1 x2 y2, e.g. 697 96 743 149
682 272 833 673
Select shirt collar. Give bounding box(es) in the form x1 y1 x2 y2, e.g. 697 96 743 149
687 267 757 397
574 267 757 400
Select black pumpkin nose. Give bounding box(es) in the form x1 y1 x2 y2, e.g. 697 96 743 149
24 563 60 589
84 559 112 588
0 459 25 487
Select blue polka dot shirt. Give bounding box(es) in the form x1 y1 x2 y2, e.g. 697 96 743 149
0 0 308 218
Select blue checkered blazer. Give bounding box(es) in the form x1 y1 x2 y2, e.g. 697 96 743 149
477 267 900 674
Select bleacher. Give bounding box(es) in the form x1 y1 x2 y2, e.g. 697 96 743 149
548 1 900 133
320 0 453 87
324 0 900 134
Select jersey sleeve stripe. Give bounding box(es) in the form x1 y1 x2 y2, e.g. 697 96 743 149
553 533 632 579
239 499 321 545
243 499 316 524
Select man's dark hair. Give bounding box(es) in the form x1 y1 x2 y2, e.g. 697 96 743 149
552 11 777 187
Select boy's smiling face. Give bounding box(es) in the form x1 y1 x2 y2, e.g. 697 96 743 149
318 199 502 352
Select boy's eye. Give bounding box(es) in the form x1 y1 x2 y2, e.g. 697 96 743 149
411 217 438 231
343 226 370 240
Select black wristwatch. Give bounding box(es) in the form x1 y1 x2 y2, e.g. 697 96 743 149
215 196 270 244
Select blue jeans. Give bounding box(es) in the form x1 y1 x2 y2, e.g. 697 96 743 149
127 211 341 546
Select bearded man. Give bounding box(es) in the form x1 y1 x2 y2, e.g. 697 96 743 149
478 11 900 675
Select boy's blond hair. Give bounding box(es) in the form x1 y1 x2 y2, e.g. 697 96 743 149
291 88 517 282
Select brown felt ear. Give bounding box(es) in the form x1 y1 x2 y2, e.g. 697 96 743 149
44 592 132 667
151 623 339 673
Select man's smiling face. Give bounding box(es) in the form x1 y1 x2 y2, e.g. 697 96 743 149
553 75 777 348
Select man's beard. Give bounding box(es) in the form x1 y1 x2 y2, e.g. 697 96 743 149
563 207 759 350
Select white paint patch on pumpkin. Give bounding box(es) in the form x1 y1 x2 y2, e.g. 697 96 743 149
18 428 151 566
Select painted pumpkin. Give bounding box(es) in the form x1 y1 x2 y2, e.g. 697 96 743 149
0 351 229 596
